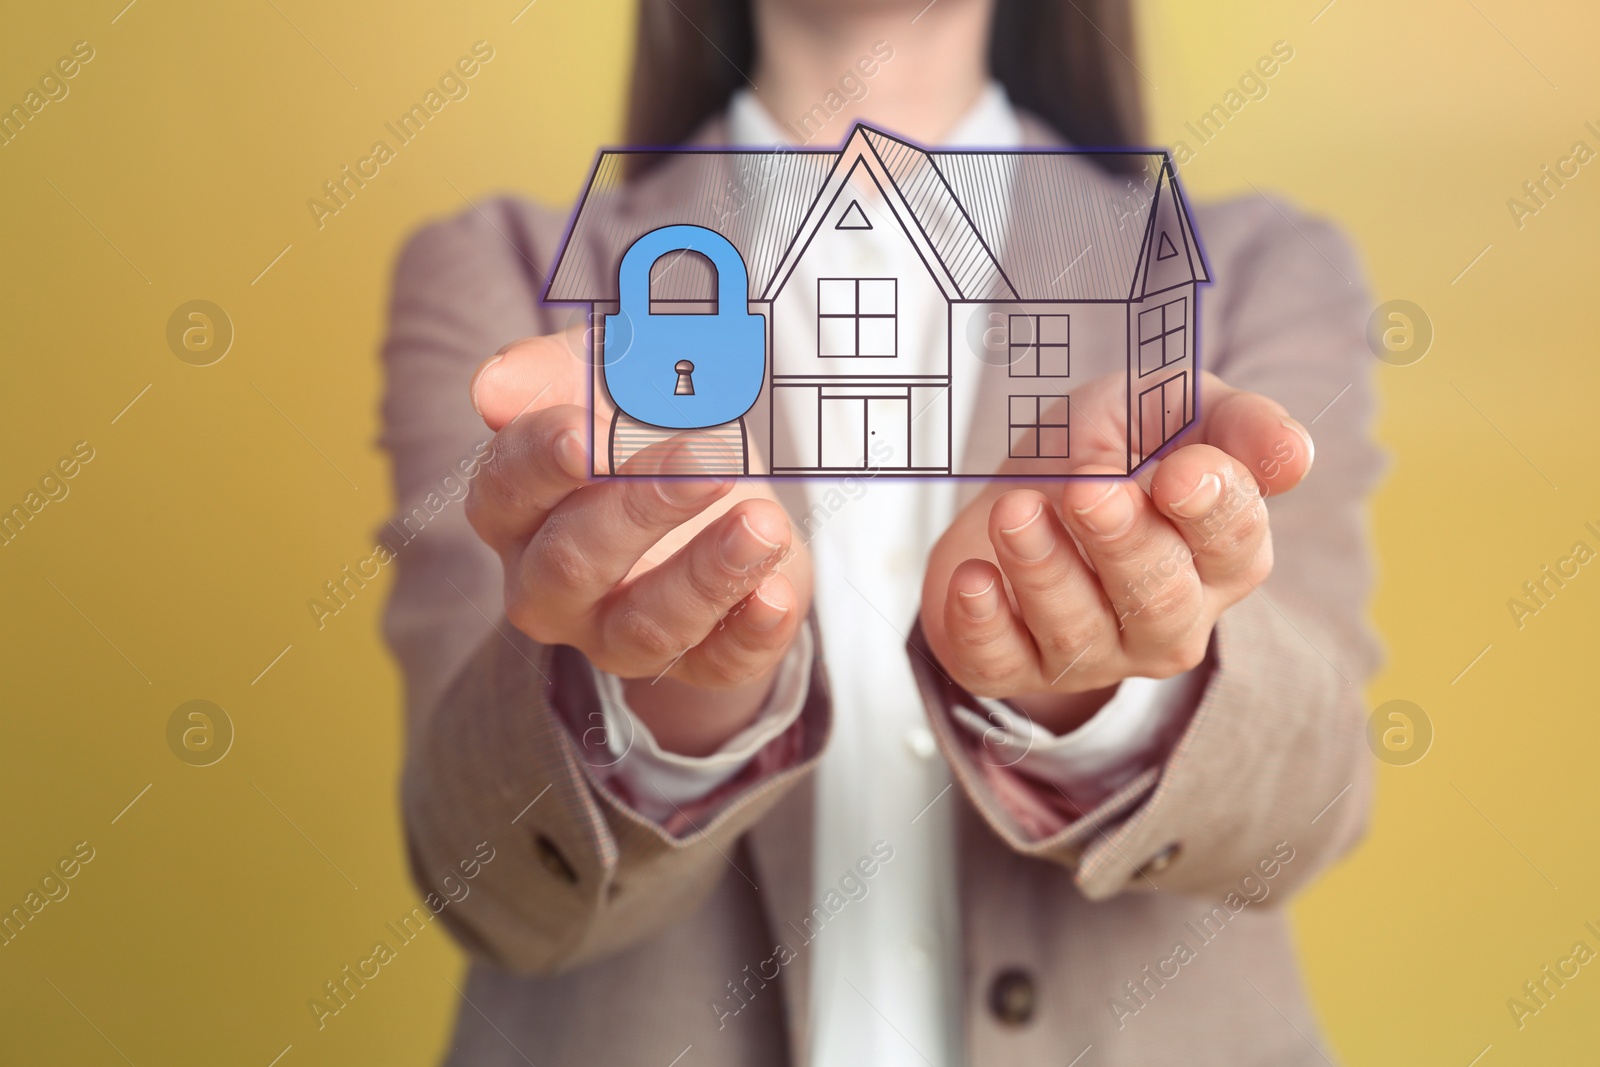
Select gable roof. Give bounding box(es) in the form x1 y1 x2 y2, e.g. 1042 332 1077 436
543 123 1208 305
854 127 1018 301
759 128 1016 305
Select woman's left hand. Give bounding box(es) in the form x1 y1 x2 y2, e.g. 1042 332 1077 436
919 371 1315 735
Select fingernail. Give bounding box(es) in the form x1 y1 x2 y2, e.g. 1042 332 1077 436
1169 472 1222 518
1073 482 1135 537
1000 503 1054 563
660 478 727 506
554 430 588 481
747 583 789 631
957 577 1000 621
469 354 504 418
657 450 727 506
1280 417 1315 475
720 514 783 572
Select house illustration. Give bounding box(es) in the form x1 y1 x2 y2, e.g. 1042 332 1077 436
544 123 1209 478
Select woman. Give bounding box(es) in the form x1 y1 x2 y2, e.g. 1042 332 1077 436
382 0 1383 1063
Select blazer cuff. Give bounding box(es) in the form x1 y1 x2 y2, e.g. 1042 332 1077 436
578 627 815 825
403 616 834 972
908 592 1368 900
907 621 1173 859
548 619 829 841
949 666 1203 813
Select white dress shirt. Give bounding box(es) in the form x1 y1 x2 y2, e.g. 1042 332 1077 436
588 84 1203 1066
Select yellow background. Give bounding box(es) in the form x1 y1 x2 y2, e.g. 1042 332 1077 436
1 0 1596 1063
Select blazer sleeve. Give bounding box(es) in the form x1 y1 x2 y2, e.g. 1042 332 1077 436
381 199 831 974
910 195 1386 904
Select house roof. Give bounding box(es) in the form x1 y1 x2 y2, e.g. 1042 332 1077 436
544 123 1207 305
855 129 1016 301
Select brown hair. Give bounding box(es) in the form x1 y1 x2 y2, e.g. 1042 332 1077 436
624 0 1145 159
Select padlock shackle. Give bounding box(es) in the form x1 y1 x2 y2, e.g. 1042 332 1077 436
616 224 750 315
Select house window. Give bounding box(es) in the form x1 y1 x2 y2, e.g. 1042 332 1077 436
818 278 897 357
1138 297 1187 376
1009 395 1070 459
1008 313 1070 377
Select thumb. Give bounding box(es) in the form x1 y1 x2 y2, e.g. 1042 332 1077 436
470 328 588 431
1194 374 1314 496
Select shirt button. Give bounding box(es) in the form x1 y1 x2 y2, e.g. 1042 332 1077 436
988 968 1036 1027
907 934 932 970
904 725 937 761
1135 843 1182 880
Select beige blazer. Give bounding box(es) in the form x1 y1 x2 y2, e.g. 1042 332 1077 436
382 114 1384 1066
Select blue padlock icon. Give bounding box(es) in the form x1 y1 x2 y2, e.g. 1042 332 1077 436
604 225 766 430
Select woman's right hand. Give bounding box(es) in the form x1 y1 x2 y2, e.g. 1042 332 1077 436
465 330 813 757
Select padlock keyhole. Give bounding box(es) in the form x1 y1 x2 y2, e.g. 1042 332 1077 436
674 360 696 396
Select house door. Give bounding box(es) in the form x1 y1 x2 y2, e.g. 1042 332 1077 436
866 397 909 468
819 397 866 469
1138 372 1188 459
818 395 911 469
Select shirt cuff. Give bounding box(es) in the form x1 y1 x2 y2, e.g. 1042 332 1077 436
950 666 1206 812
586 626 814 823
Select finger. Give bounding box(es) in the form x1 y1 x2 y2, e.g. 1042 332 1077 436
672 573 804 689
1059 475 1208 673
1149 443 1273 591
513 443 731 626
939 558 1042 697
470 330 588 432
986 489 1117 681
596 499 790 670
1193 374 1314 498
467 403 590 552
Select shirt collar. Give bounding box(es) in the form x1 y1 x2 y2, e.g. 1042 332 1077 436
726 81 1022 150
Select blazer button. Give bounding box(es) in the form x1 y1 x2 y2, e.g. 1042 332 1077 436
988 968 1036 1027
1135 843 1182 879
534 834 579 885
